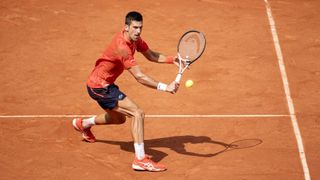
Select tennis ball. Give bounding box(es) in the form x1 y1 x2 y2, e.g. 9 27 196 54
185 80 194 88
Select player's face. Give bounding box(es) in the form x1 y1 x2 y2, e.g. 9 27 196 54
126 20 143 41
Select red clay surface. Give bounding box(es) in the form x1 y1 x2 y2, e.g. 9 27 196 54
0 0 319 179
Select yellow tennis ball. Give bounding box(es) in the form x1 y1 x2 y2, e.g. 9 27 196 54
185 80 194 88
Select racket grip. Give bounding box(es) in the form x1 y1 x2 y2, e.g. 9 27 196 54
175 73 182 83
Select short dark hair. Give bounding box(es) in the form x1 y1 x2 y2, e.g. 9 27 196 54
125 11 143 25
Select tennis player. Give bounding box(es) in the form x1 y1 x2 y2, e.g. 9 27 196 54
72 11 179 172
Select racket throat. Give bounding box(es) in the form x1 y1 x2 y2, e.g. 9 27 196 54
175 73 182 83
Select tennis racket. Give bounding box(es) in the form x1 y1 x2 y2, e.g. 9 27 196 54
175 30 206 83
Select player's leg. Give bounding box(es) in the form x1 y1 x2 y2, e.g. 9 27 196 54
73 84 127 142
112 96 166 172
73 111 126 143
80 110 125 126
112 96 144 144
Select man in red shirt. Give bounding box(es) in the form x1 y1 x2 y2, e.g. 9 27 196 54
73 11 179 172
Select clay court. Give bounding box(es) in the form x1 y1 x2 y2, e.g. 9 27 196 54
0 0 319 179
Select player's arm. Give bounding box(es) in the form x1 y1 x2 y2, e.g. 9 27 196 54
142 49 177 64
127 65 179 93
142 49 187 69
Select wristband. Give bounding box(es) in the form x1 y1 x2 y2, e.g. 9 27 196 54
157 82 167 91
165 56 174 64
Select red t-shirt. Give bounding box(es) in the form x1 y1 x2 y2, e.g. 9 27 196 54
87 30 149 88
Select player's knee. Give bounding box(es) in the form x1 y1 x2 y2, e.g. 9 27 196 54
133 108 145 119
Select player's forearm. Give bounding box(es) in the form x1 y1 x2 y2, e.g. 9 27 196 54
156 54 175 64
149 51 164 63
135 74 159 89
144 50 174 64
156 54 167 63
136 75 176 93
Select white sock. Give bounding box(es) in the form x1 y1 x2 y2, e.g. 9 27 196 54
82 116 96 129
134 143 145 160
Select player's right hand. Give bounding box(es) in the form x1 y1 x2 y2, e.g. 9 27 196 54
166 81 180 94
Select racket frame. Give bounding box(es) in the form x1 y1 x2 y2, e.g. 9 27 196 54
175 30 206 83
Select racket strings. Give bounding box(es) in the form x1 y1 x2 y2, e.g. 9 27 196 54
178 32 206 61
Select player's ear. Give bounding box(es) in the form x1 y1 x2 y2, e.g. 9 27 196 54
125 24 129 32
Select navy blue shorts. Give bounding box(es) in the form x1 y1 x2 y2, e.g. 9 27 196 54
87 84 126 110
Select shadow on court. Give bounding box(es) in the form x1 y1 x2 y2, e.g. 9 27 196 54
96 136 263 162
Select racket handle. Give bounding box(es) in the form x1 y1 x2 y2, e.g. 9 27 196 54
175 73 182 83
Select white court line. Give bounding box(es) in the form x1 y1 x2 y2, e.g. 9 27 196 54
263 1 311 180
147 114 289 118
0 114 290 118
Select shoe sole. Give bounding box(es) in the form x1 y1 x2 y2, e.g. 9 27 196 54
132 164 166 172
